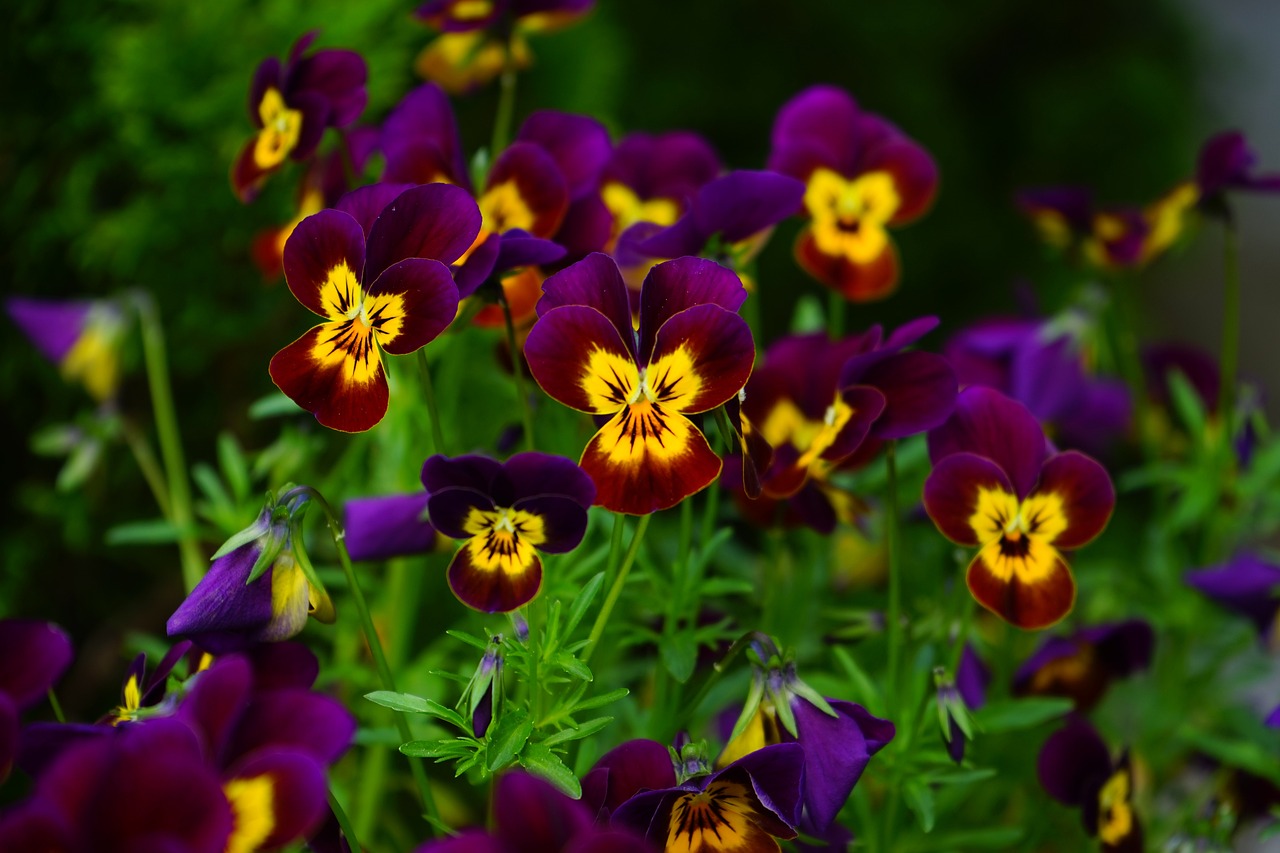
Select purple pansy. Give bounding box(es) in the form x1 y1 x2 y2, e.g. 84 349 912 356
8 296 127 402
1038 717 1142 852
423 452 595 612
343 492 437 562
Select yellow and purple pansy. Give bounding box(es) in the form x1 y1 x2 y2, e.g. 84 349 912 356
269 182 480 432
525 253 756 515
768 85 938 302
7 296 127 402
1038 717 1143 853
422 452 595 613
1013 619 1155 711
600 131 721 252
231 31 368 204
924 387 1115 630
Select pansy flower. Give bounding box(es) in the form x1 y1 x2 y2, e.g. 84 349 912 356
767 85 938 301
582 738 679 820
600 131 721 251
525 253 756 515
1038 718 1143 852
1196 130 1280 217
1186 553 1280 646
1013 619 1154 711
343 492 437 562
270 183 480 432
612 742 805 853
0 620 73 783
422 452 595 612
8 296 127 402
232 32 368 203
924 387 1115 630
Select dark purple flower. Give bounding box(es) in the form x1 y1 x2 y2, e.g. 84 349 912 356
1013 620 1155 711
1196 131 1280 210
600 131 721 250
612 743 805 852
232 32 368 203
1186 553 1280 640
343 492 437 562
423 452 595 612
383 83 472 190
1038 717 1143 852
7 296 127 401
582 738 678 819
0 620 72 782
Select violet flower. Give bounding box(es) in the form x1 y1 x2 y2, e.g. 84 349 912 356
1038 717 1142 852
343 492 437 562
1013 619 1155 711
8 296 127 402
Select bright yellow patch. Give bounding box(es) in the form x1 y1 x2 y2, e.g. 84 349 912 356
61 309 124 401
480 179 537 234
667 781 768 853
461 507 546 575
968 487 1069 584
595 400 697 466
805 168 900 263
716 702 781 768
794 396 855 471
268 553 311 640
579 348 641 414
758 399 822 451
601 182 680 234
1097 768 1134 845
1142 181 1199 263
310 266 407 385
111 674 143 725
415 32 532 95
450 0 493 20
253 88 303 170
644 346 706 412
224 775 276 853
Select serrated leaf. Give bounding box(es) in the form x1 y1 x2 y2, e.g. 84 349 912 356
105 518 182 546
520 741 580 797
486 709 533 771
565 572 605 638
571 687 629 713
975 697 1073 732
661 632 697 683
365 691 467 728
542 716 613 746
903 780 935 832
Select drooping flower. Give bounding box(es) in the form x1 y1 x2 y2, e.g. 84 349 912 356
1013 619 1155 711
1185 553 1280 645
167 487 334 653
525 253 756 515
343 492 437 562
269 182 479 432
612 742 806 853
923 387 1115 630
422 452 595 612
716 636 894 835
461 637 504 738
768 85 938 302
1195 130 1280 218
0 620 73 783
1038 717 1143 852
7 296 127 402
935 668 975 765
232 32 368 203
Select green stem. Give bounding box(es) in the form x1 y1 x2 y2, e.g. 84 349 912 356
1218 221 1240 426
489 39 518 160
884 441 904 714
652 501 695 739
315 495 442 835
416 349 448 456
121 421 171 519
827 290 846 340
583 514 651 665
500 294 535 451
328 788 361 853
136 293 203 593
47 688 66 723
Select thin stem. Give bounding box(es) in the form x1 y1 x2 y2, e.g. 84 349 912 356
1218 221 1240 426
328 788 362 853
827 290 846 340
121 420 171 519
489 39 518 160
583 514 652 665
500 294 535 451
416 349 448 457
315 495 442 835
47 688 66 724
884 442 904 716
136 294 203 593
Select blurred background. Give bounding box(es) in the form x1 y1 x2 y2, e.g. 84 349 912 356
1 0 1273 717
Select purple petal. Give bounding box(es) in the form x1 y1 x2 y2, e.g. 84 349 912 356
382 83 470 190
691 170 805 243
291 48 368 127
0 619 74 709
365 183 483 278
6 298 91 363
492 771 593 851
791 699 894 833
720 741 807 830
1185 553 1280 636
583 738 678 818
178 655 254 760
16 722 110 779
224 748 329 849
494 230 568 272
956 645 990 710
636 256 747 365
502 452 597 506
336 183 417 239
768 85 861 178
247 642 320 690
634 214 707 259
0 695 14 781
1267 705 1280 729
861 350 957 439
554 194 614 257
165 542 273 654
923 452 1015 546
453 232 502 299
536 253 637 357
604 131 721 203
517 111 612 200
1037 718 1112 806
927 387 1047 499
228 688 356 766
415 830 506 853
343 493 436 561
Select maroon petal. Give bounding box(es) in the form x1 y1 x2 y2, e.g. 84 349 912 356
248 642 320 691
795 226 900 302
860 122 938 224
269 324 390 433
555 194 614 256
637 257 747 365
178 655 254 759
283 208 367 319
647 304 755 414
923 452 1015 546
382 83 470 189
288 91 333 162
583 738 678 818
336 183 417 239
536 253 637 356
486 142 571 239
0 620 73 709
365 183 483 278
290 48 368 128
365 258 459 355
448 543 543 613
517 110 611 200
232 136 279 204
822 385 887 462
493 772 593 850
862 350 958 439
604 131 721 204
343 493 436 561
525 304 639 415
1033 451 1114 549
928 387 1047 499
229 688 356 766
0 695 16 782
581 409 722 515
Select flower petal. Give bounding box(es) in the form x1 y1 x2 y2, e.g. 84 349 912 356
791 699 894 833
861 350 957 439
582 739 678 818
637 257 748 364
517 110 611 200
229 688 356 766
1032 451 1114 549
493 772 593 850
923 452 1016 546
382 83 471 190
928 387 1047 499
967 538 1076 630
1037 718 1112 806
166 542 273 653
0 620 74 710
647 305 754 414
795 226 899 302
343 493 435 561
484 142 570 239
336 183 416 239
365 258 459 355
525 305 640 415
690 170 806 243
223 749 329 852
581 408 721 515
365 183 483 279
269 324 389 433
283 209 367 320
501 452 597 505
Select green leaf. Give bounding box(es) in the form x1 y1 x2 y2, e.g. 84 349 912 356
248 393 303 420
486 708 534 771
565 572 605 638
1167 369 1208 436
551 651 593 682
923 767 997 786
57 441 102 492
542 716 613 746
365 691 467 729
519 741 580 797
697 577 755 596
571 687 629 713
975 697 1073 732
446 629 491 651
660 632 697 683
400 739 474 759
105 518 182 546
1177 727 1280 784
903 780 935 832
832 646 884 715
217 432 251 503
